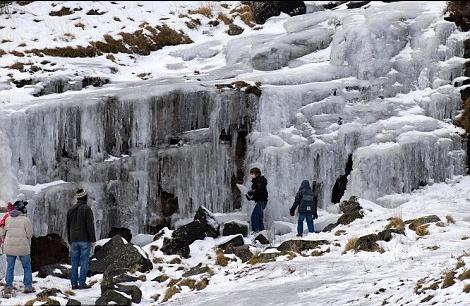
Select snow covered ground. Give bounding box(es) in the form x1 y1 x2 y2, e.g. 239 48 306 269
1 176 470 305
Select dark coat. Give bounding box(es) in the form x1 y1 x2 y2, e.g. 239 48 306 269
66 199 96 244
247 175 268 202
291 180 318 215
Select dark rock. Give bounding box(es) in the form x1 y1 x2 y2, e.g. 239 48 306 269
242 1 306 24
95 290 132 306
161 206 220 258
116 284 142 304
82 76 109 88
377 228 405 242
42 299 61 306
217 235 245 251
277 240 330 253
405 215 441 230
254 232 270 245
100 268 141 293
337 196 364 225
461 87 470 102
37 264 70 279
182 263 213 277
66 299 81 306
152 274 170 282
223 220 249 237
356 234 382 252
37 288 63 299
89 235 152 275
346 1 371 9
224 245 254 262
31 234 69 272
108 227 132 243
153 228 167 241
249 250 281 264
228 24 244 36
322 223 339 232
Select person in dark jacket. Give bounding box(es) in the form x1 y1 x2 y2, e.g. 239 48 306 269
246 167 268 232
66 189 96 290
290 180 318 237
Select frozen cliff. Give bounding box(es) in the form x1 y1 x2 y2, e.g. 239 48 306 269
0 1 468 238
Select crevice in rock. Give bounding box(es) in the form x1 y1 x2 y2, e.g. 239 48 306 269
331 154 353 203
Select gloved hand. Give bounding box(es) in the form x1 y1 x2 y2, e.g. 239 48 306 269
313 212 318 220
247 190 254 197
245 194 252 201
290 208 295 216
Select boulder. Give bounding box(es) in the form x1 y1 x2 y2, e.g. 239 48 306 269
377 228 405 242
242 1 306 24
228 24 244 36
356 234 382 252
224 245 254 262
37 264 70 279
251 45 290 71
95 290 131 306
101 268 141 293
182 263 213 277
89 235 153 275
217 235 245 251
254 232 270 245
322 223 339 232
108 227 132 243
131 234 154 247
405 215 441 230
337 196 364 225
161 206 220 258
116 284 142 304
31 234 69 272
66 299 81 306
223 220 249 237
277 240 330 253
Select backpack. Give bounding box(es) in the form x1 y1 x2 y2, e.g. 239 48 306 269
300 189 316 212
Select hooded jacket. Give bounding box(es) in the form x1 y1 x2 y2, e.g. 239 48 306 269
291 180 318 214
3 210 33 256
247 175 268 202
66 199 96 244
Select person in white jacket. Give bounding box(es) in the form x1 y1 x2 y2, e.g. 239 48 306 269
2 200 33 294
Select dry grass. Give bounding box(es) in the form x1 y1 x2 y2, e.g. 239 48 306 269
456 258 465 270
24 25 192 58
185 17 201 29
334 229 346 236
154 274 169 283
458 270 470 281
9 62 24 71
435 221 446 227
74 22 85 29
179 278 197 290
217 12 233 25
64 290 76 297
343 237 358 253
188 6 213 18
230 5 255 27
311 248 330 257
153 257 164 264
426 245 439 251
446 215 455 224
215 250 228 267
386 217 405 231
162 285 180 302
49 7 74 16
167 278 181 287
415 224 429 236
464 284 470 293
10 50 25 57
441 271 456 289
169 257 182 265
196 277 209 291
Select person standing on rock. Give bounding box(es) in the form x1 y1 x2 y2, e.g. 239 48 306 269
246 167 268 233
66 189 96 290
2 200 34 294
290 180 318 237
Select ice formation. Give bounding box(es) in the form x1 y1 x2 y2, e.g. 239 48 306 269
0 1 467 236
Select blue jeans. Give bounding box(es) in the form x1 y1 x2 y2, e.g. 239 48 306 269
251 201 267 232
70 241 91 287
5 255 33 290
298 212 315 235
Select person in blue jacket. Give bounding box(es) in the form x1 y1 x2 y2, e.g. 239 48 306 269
290 180 318 237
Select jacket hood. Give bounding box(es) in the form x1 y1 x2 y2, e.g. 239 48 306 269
299 180 311 191
10 210 22 217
